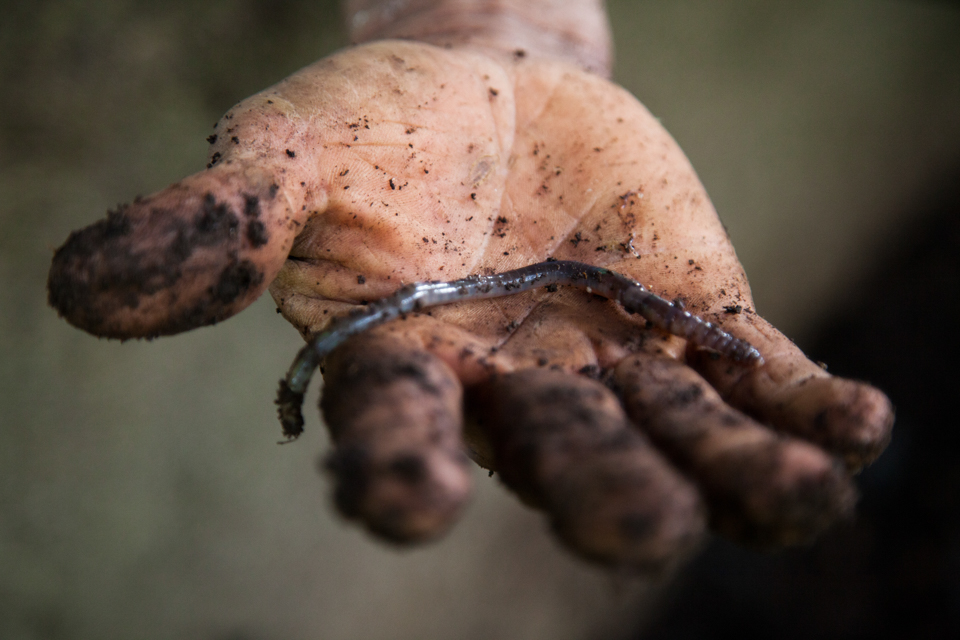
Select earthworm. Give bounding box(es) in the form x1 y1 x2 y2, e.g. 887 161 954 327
276 260 763 440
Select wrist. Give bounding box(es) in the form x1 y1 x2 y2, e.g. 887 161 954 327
342 0 612 77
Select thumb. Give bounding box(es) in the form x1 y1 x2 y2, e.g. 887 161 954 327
48 162 309 339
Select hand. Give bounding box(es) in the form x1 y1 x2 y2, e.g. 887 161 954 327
47 11 892 571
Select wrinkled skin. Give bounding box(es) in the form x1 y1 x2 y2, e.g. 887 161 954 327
48 39 893 571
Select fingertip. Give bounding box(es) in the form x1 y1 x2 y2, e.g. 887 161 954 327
709 440 857 547
549 455 707 572
325 444 472 543
806 378 895 471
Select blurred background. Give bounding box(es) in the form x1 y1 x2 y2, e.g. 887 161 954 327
1 1 958 638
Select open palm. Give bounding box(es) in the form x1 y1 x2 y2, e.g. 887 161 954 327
48 39 892 570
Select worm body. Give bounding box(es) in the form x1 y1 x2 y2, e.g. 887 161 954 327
276 260 762 439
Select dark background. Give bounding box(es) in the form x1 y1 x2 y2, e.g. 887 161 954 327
2 1 959 638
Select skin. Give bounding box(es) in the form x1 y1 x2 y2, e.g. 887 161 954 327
47 1 893 570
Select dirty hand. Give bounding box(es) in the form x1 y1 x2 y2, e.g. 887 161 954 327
47 1 893 571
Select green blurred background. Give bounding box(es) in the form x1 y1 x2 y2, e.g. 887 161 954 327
2 1 959 638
